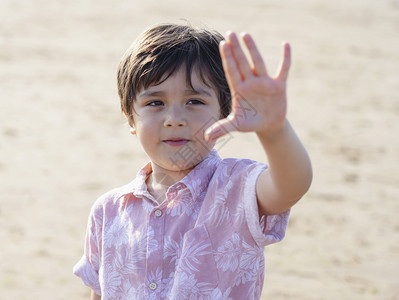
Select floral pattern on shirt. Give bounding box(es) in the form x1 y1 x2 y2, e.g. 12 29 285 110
73 150 290 299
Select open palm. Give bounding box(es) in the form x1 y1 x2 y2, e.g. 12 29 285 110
205 32 291 141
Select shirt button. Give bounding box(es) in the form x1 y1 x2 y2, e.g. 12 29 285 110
154 209 163 217
149 282 157 290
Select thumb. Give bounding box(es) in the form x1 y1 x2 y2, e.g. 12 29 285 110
204 117 237 142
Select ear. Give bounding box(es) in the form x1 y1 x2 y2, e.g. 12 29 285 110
123 111 136 135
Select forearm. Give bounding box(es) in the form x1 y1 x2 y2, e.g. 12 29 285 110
91 290 101 300
256 120 312 214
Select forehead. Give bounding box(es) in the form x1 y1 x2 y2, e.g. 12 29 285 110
138 66 217 97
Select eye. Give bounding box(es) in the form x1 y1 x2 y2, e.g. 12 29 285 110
187 99 204 105
146 100 164 106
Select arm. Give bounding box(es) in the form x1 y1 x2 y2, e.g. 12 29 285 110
91 290 101 300
255 120 312 215
205 32 312 215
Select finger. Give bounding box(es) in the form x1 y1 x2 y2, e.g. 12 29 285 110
276 42 291 81
241 33 268 77
219 40 242 89
226 32 253 80
204 116 237 142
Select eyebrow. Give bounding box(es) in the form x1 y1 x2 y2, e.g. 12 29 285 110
184 87 213 97
138 87 213 98
138 90 164 98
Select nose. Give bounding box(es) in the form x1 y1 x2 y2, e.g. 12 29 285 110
163 105 187 127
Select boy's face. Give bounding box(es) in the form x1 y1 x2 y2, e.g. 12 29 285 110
131 67 221 174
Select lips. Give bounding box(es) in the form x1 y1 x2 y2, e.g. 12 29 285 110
162 138 190 146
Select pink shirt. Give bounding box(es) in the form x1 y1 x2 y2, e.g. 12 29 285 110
73 150 290 299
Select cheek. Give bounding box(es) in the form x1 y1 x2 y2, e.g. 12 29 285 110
134 118 157 139
192 108 221 128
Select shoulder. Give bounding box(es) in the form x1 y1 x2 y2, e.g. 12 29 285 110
89 179 138 217
215 157 267 179
205 157 267 199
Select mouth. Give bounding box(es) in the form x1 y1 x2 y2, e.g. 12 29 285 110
162 138 190 146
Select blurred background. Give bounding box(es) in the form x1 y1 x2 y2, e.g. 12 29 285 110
1 0 398 299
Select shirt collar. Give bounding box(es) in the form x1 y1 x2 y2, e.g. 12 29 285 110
132 161 153 199
120 150 222 201
180 150 221 199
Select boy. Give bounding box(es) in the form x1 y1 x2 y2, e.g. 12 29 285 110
74 23 312 300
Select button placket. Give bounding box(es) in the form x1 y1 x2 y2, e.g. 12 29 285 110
145 207 164 297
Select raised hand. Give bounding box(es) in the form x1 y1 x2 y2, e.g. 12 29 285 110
205 32 291 141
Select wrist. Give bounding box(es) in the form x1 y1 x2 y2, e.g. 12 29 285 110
256 119 288 142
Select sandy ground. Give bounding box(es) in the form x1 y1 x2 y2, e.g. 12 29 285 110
1 0 399 299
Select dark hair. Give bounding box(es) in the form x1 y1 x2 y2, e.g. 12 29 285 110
117 23 231 125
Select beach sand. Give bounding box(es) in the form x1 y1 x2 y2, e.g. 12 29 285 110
1 0 399 299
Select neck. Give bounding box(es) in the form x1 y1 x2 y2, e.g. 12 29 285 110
146 163 192 204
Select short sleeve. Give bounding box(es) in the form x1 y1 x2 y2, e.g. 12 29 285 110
73 206 102 295
237 160 291 247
